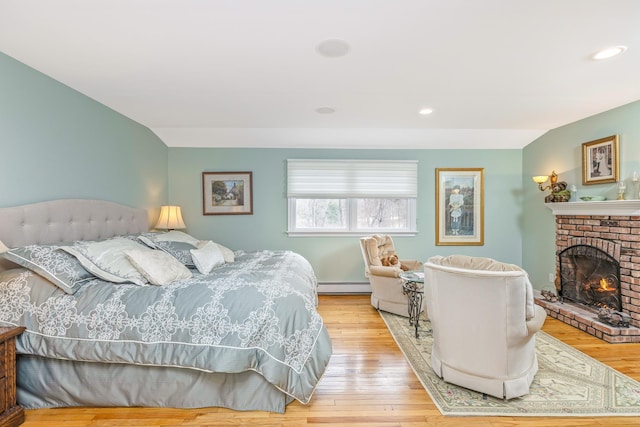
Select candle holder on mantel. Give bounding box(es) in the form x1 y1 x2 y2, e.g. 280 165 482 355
617 180 627 200
633 171 639 200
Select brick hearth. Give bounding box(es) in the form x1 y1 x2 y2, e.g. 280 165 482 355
536 201 640 343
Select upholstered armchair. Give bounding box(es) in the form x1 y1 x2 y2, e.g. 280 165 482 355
424 255 547 399
359 234 423 317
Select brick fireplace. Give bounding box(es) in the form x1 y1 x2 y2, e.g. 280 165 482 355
534 200 640 343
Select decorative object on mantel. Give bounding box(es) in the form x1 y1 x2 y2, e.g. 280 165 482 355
532 171 570 202
598 307 632 328
633 171 640 200
569 184 578 201
617 180 627 200
582 134 619 185
580 195 606 201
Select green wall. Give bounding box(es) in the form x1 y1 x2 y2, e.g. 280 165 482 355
0 52 168 217
7 47 637 290
522 100 640 290
169 148 523 284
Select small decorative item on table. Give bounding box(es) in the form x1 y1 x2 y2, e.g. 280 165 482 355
400 270 425 338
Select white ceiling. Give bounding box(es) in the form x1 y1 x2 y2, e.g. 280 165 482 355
1 0 639 149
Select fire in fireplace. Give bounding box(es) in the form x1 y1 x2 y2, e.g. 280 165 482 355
558 244 621 311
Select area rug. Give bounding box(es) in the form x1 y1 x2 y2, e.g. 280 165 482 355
379 311 640 416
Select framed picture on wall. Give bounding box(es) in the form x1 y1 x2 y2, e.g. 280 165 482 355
202 171 253 215
435 168 484 246
582 135 619 185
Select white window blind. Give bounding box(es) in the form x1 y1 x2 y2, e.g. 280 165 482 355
287 159 418 198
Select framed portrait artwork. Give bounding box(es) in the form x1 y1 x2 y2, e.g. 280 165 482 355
582 135 619 185
435 168 484 246
202 171 253 215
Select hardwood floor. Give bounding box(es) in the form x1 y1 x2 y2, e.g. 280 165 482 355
21 295 640 426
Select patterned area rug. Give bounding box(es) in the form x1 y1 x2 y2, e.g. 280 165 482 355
379 311 640 416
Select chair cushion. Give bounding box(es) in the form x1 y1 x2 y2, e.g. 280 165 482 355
365 234 397 266
430 254 522 272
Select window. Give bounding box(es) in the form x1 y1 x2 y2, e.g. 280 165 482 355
287 159 417 235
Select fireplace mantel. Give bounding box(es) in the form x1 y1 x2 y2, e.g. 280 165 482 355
545 200 640 216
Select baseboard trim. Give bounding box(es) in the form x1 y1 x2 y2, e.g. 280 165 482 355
317 282 371 295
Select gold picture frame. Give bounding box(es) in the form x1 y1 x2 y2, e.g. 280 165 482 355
436 168 484 246
582 135 619 185
202 172 253 215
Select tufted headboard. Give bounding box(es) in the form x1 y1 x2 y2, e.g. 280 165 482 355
0 199 149 271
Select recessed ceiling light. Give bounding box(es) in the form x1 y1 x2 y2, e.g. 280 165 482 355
419 108 434 115
316 39 350 58
316 107 336 114
593 46 627 60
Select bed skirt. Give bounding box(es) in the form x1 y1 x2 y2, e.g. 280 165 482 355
17 355 293 413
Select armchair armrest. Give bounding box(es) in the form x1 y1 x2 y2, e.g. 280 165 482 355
526 305 547 335
400 259 423 271
369 265 403 278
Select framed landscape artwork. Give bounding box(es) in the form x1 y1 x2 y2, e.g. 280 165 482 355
202 171 253 215
582 135 619 185
435 168 484 246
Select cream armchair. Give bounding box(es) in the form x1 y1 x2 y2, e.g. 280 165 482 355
359 234 423 317
424 255 547 399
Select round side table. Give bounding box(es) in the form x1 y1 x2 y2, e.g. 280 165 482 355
400 270 424 338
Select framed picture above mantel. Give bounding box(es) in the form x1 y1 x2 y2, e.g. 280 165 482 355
582 135 619 185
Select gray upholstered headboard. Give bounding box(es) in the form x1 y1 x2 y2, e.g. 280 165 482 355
0 199 149 271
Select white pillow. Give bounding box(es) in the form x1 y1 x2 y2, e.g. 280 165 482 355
62 238 149 286
197 240 235 263
190 241 225 274
216 243 235 263
125 249 192 286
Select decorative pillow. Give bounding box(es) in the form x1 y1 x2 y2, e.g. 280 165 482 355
125 249 192 286
138 232 198 267
214 242 235 263
2 244 95 294
195 240 235 263
190 241 225 274
154 230 200 246
61 238 149 286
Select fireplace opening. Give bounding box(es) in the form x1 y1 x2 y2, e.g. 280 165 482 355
558 244 621 311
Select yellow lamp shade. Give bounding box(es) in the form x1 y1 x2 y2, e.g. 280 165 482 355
155 205 186 230
532 175 548 184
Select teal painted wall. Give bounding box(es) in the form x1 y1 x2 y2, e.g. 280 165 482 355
7 48 637 289
169 148 523 283
0 52 168 218
522 100 640 290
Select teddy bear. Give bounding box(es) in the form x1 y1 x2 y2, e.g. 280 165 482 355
380 254 410 271
545 181 571 203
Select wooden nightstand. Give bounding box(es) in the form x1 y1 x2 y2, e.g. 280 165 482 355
0 327 25 427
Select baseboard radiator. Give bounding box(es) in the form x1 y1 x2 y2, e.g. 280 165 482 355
317 282 371 295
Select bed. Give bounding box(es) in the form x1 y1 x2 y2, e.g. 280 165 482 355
0 199 332 413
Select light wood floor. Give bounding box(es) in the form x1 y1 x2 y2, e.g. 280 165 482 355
21 295 640 426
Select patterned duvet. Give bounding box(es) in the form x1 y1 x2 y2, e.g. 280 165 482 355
0 249 332 405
